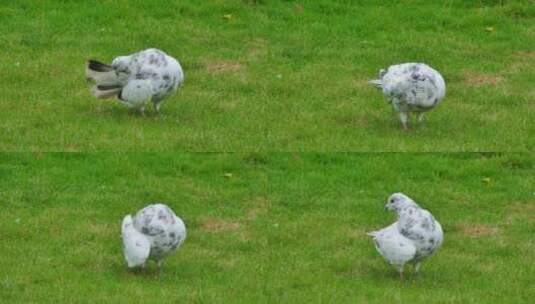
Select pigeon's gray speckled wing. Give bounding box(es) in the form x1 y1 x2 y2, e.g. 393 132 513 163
381 63 446 109
133 204 186 261
112 49 184 104
397 206 444 261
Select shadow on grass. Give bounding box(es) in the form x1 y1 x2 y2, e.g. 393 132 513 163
332 112 426 136
113 262 166 281
340 261 429 285
113 259 198 282
87 102 185 124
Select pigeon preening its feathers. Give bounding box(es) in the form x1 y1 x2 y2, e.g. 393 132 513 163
86 48 184 115
369 63 446 130
121 203 186 269
367 193 443 280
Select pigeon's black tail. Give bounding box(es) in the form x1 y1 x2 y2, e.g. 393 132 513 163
91 84 122 99
88 60 113 72
85 59 118 85
366 231 378 237
368 79 383 89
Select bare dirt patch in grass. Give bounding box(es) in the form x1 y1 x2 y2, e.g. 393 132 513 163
247 38 267 60
246 196 270 221
200 216 241 233
504 201 535 224
463 71 503 86
507 201 535 213
457 222 500 237
204 59 242 75
513 51 535 59
505 51 535 74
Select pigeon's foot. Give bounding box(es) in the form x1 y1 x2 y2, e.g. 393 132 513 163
417 112 425 122
140 263 146 273
414 262 422 274
139 106 146 117
399 112 409 131
153 102 161 114
396 265 405 281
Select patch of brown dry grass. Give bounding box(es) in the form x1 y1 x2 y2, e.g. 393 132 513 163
463 71 503 86
245 196 270 221
204 59 242 75
505 51 535 74
200 216 241 233
246 38 267 61
457 222 500 237
504 201 535 225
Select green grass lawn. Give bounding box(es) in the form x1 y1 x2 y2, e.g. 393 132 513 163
1 1 533 151
1 153 533 303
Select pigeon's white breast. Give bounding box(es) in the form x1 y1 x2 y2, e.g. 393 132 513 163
122 216 150 268
372 223 416 266
119 80 153 108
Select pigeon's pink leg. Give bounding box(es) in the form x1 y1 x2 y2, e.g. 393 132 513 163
399 112 409 130
153 102 162 114
417 112 425 122
140 263 146 273
397 265 405 281
415 262 422 273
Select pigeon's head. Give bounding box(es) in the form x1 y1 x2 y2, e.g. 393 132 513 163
379 68 387 79
121 214 134 230
385 193 418 212
111 56 129 68
111 56 131 77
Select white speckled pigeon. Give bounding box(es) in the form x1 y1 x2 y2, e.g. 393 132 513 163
86 48 184 115
369 63 446 130
121 203 186 269
367 193 443 280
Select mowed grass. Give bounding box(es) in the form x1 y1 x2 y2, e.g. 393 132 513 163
0 153 533 303
0 1 533 151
